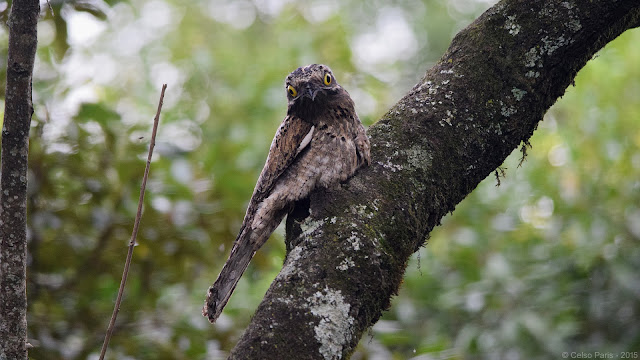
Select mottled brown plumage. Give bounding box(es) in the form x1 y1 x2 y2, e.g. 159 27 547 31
203 64 370 323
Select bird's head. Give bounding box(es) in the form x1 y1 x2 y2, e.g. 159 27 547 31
284 64 346 120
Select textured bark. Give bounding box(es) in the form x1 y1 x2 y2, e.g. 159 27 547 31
229 0 640 359
0 0 39 359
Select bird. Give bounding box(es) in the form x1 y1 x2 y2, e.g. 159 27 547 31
203 64 371 323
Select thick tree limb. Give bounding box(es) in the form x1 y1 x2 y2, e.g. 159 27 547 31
229 1 640 359
0 0 40 359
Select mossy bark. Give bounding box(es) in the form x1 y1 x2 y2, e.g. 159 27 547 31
0 0 40 359
230 1 640 359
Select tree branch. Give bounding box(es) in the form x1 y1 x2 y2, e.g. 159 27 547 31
0 0 40 359
229 0 640 358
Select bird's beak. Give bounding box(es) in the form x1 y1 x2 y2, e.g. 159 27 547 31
304 86 318 101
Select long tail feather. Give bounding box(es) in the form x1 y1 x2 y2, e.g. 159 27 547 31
203 227 256 323
203 209 286 323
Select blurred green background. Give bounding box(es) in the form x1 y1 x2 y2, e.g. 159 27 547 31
0 0 638 358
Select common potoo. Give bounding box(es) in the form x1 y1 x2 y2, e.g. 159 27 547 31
203 64 371 323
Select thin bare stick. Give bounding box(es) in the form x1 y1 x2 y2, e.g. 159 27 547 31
45 0 54 16
99 84 167 360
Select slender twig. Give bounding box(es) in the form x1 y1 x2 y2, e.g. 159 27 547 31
99 84 167 360
45 0 54 16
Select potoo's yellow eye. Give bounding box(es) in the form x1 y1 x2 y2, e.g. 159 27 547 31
323 73 332 86
287 85 298 97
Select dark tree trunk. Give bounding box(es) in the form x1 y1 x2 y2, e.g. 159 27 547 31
0 0 39 359
228 0 640 359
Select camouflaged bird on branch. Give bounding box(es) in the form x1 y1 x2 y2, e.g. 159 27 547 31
203 64 370 323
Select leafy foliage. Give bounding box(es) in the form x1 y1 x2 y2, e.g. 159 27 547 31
0 0 637 358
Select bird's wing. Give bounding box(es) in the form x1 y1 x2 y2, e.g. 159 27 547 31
204 116 313 324
252 115 314 200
